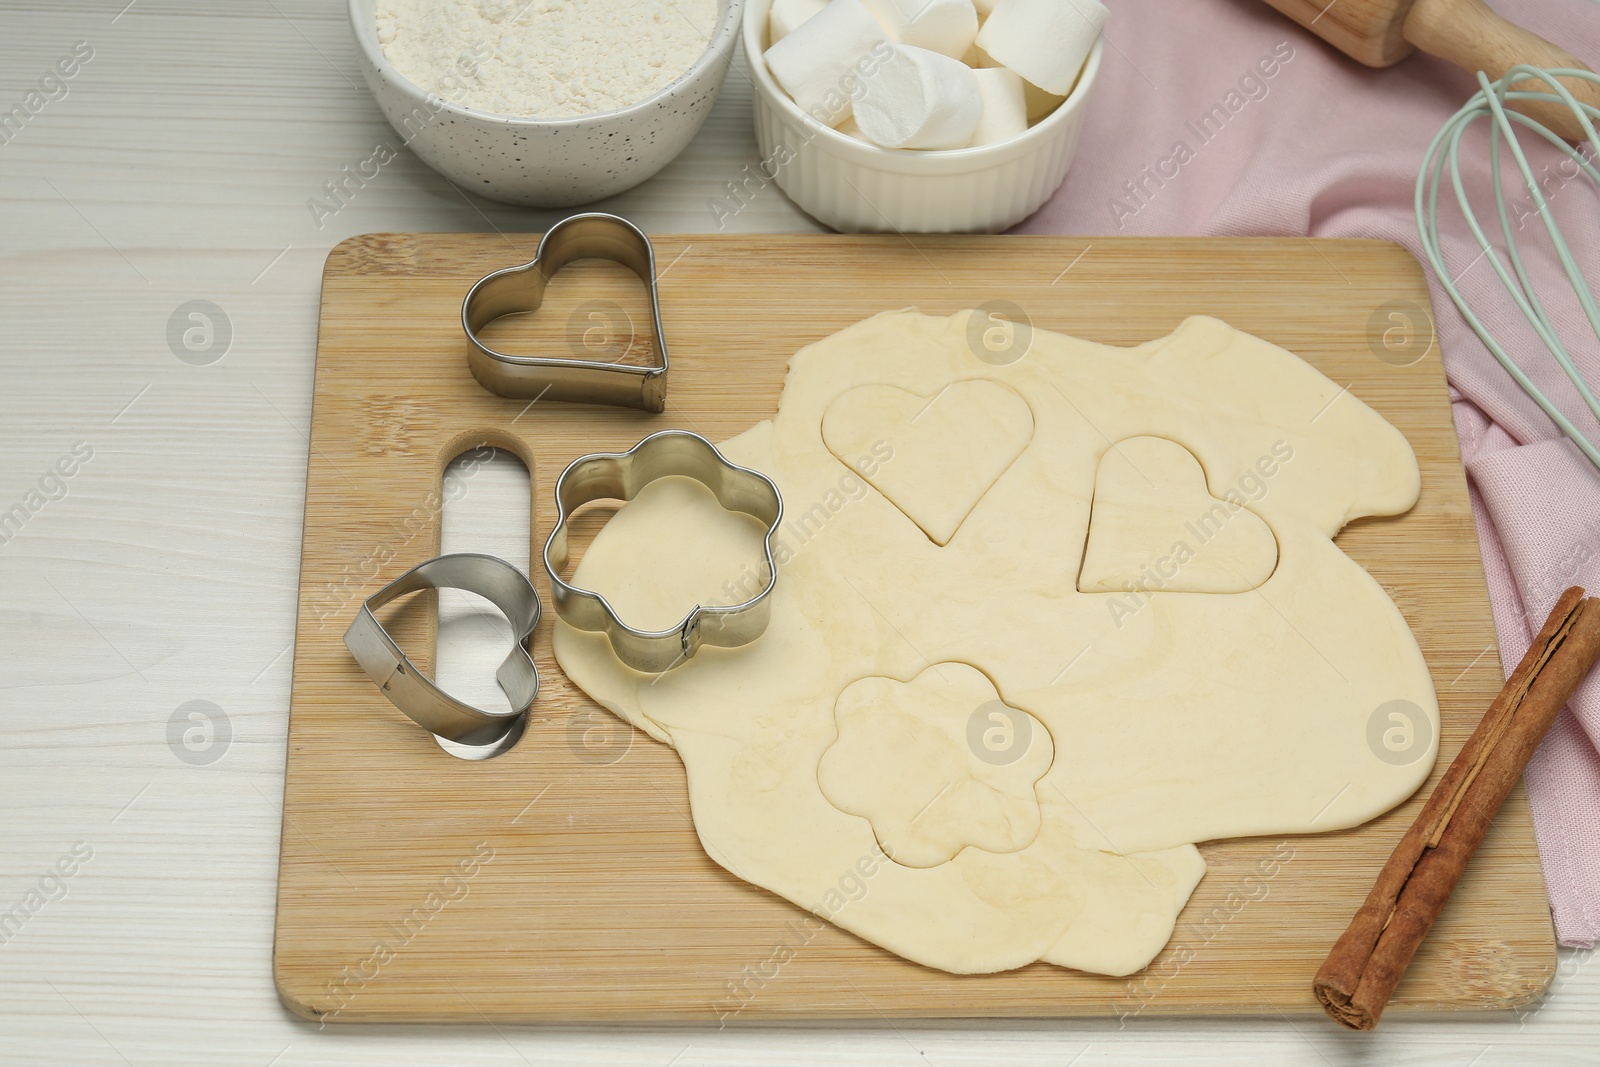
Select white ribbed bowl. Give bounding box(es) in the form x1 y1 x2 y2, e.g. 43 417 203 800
350 0 743 208
744 0 1101 233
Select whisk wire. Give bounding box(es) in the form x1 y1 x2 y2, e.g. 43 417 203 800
1416 66 1600 470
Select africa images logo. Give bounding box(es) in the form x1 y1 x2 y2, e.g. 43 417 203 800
0 442 94 548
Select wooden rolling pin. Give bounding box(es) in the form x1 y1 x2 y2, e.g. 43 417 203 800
1260 0 1600 140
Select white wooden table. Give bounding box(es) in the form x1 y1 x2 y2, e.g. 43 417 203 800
1 2 1595 1063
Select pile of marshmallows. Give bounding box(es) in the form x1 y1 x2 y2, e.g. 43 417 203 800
765 0 1107 150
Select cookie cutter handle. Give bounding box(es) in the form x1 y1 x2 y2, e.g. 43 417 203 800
343 553 540 758
462 213 668 412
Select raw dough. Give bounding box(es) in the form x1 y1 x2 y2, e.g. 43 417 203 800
822 379 1033 545
553 311 1436 976
818 663 1055 868
1078 435 1279 594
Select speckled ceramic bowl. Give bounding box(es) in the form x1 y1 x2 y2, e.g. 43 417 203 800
349 0 742 208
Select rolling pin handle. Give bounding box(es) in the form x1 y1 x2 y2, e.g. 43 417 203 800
1403 0 1600 142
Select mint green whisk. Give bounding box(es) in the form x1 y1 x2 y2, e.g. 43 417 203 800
1417 65 1600 470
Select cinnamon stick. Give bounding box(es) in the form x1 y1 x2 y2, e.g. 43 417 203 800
1313 587 1600 1030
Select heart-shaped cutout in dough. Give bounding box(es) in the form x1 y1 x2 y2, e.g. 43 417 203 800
821 381 1034 546
1078 436 1278 595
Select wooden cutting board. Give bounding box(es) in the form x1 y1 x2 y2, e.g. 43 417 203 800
273 232 1555 1023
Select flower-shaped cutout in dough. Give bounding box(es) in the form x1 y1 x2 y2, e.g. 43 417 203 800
818 663 1054 868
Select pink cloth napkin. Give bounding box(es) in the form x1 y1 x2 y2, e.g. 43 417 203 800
1019 0 1600 945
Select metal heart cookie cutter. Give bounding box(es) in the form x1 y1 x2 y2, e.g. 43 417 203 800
462 213 669 412
344 553 539 761
544 430 784 674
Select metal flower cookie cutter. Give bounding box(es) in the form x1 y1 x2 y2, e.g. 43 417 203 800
462 213 669 412
544 430 784 674
344 553 539 761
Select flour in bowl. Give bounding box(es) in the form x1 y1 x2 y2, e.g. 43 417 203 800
377 0 721 118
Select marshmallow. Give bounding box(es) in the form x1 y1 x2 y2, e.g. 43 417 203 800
854 44 982 150
765 0 893 124
769 0 829 43
968 66 1028 146
861 0 979 60
976 0 1106 96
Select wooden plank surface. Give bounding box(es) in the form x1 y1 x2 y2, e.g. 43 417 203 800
273 232 1554 1023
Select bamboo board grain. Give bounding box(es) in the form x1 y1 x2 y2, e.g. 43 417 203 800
274 232 1555 1023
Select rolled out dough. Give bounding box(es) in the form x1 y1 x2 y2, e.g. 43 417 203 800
553 311 1436 977
1077 435 1280 594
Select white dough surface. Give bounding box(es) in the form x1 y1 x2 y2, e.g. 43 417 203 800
553 310 1436 976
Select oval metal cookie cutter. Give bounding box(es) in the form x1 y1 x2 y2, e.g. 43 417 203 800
462 213 669 412
544 430 784 674
343 553 540 761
